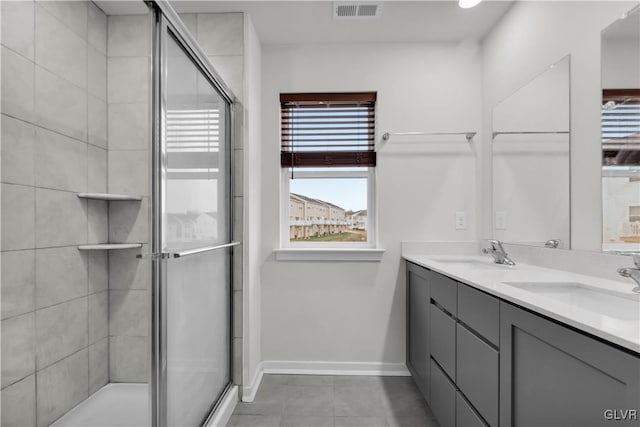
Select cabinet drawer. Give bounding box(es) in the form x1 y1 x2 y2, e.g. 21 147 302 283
431 304 456 380
457 284 499 346
457 392 488 427
431 358 456 427
431 272 457 315
457 323 498 427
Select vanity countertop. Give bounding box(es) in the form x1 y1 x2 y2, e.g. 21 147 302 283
403 254 640 354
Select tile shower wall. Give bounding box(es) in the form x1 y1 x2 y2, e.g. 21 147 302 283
106 14 151 383
180 12 246 389
0 1 109 426
104 11 246 387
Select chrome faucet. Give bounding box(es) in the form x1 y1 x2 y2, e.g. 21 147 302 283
617 253 640 294
482 239 516 266
545 239 561 249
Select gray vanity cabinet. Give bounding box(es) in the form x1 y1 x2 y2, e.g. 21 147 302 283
456 323 498 427
431 358 457 427
406 262 499 427
500 302 640 427
407 260 640 427
430 270 458 382
457 392 489 427
431 272 458 316
431 303 457 380
457 284 499 346
406 262 431 402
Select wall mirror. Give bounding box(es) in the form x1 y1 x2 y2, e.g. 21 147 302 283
601 6 640 253
491 56 571 248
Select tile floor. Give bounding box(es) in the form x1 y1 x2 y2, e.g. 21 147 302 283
228 374 439 427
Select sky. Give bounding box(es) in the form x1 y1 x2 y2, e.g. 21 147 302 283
290 178 367 211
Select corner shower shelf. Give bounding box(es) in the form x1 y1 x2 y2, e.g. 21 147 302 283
78 244 143 251
77 193 143 201
76 194 144 252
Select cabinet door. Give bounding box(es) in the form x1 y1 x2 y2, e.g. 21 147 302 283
500 302 640 427
431 303 456 380
457 392 488 427
456 323 498 427
407 262 431 402
431 358 456 427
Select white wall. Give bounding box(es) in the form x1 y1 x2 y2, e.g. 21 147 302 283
242 14 262 390
260 43 481 365
493 57 570 133
492 139 570 245
179 11 261 391
481 1 637 251
492 57 570 246
601 24 640 249
602 39 640 88
255 0 637 374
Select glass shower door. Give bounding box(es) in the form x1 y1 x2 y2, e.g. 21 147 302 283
152 22 234 427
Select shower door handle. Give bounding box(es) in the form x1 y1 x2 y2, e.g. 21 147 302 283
136 242 239 260
170 242 240 258
136 252 171 260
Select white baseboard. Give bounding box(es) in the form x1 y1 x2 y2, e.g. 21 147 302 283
204 385 238 427
241 360 410 402
241 363 265 402
262 360 410 377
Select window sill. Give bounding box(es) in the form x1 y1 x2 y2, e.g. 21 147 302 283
273 248 386 262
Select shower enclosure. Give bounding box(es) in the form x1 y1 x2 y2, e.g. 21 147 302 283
0 0 237 425
151 3 236 426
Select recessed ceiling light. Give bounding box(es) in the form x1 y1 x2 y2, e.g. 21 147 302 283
459 0 482 9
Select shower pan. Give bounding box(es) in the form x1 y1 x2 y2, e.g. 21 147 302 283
0 0 237 426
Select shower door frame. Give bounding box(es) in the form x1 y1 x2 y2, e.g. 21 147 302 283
148 1 238 426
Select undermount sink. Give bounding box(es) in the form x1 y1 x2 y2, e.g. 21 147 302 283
433 258 515 270
503 282 640 321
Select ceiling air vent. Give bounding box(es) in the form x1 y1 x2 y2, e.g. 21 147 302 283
333 2 383 19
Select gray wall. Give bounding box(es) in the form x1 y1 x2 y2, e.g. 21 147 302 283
103 11 246 386
1 6 247 426
106 13 151 384
180 11 247 389
1 1 109 426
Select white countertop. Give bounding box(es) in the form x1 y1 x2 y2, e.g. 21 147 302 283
403 254 640 354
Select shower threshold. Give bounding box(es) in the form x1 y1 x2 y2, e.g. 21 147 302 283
50 383 149 427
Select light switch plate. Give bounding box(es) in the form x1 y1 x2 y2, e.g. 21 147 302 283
455 211 467 230
496 211 507 230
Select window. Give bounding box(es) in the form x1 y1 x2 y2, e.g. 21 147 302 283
602 89 640 250
280 92 376 248
602 89 640 167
